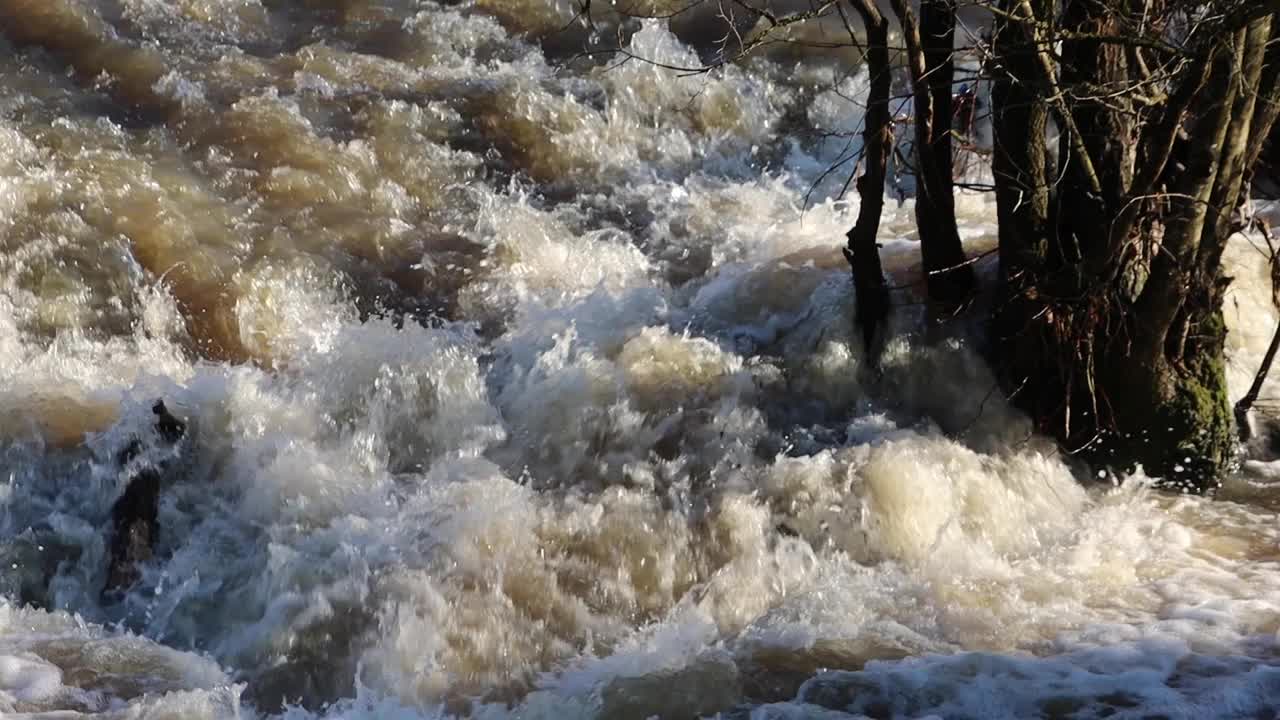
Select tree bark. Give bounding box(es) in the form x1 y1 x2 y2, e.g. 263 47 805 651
887 0 973 306
1054 0 1135 269
991 0 1051 283
986 3 1271 492
1134 35 1240 363
990 0 1054 417
844 0 892 355
1100 29 1248 491
1246 20 1280 173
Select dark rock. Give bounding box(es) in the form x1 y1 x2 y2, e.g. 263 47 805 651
102 400 186 599
152 400 186 443
104 466 161 594
598 656 741 720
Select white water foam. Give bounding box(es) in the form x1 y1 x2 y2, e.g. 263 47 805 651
0 4 1277 719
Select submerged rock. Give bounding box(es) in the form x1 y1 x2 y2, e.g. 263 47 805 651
599 656 742 720
102 400 186 598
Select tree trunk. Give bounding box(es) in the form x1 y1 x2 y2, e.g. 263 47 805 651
1246 33 1280 173
990 0 1051 284
988 5 1277 492
887 0 973 306
844 0 892 355
989 0 1053 412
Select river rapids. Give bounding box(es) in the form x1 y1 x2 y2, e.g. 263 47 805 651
3 1 1280 718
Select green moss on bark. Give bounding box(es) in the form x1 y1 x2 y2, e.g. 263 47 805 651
1087 311 1236 493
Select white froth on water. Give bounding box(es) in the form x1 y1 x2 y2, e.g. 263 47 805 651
0 2 1279 718
0 602 237 716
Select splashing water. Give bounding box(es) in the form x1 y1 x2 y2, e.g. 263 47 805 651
1 2 1279 718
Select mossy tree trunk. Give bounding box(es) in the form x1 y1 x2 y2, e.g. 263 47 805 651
989 2 1280 492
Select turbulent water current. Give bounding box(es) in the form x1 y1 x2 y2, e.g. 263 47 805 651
4 1 1280 718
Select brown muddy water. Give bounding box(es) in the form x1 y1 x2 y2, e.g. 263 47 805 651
2 1 1280 718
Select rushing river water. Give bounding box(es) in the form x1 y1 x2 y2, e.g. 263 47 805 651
3 1 1280 718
